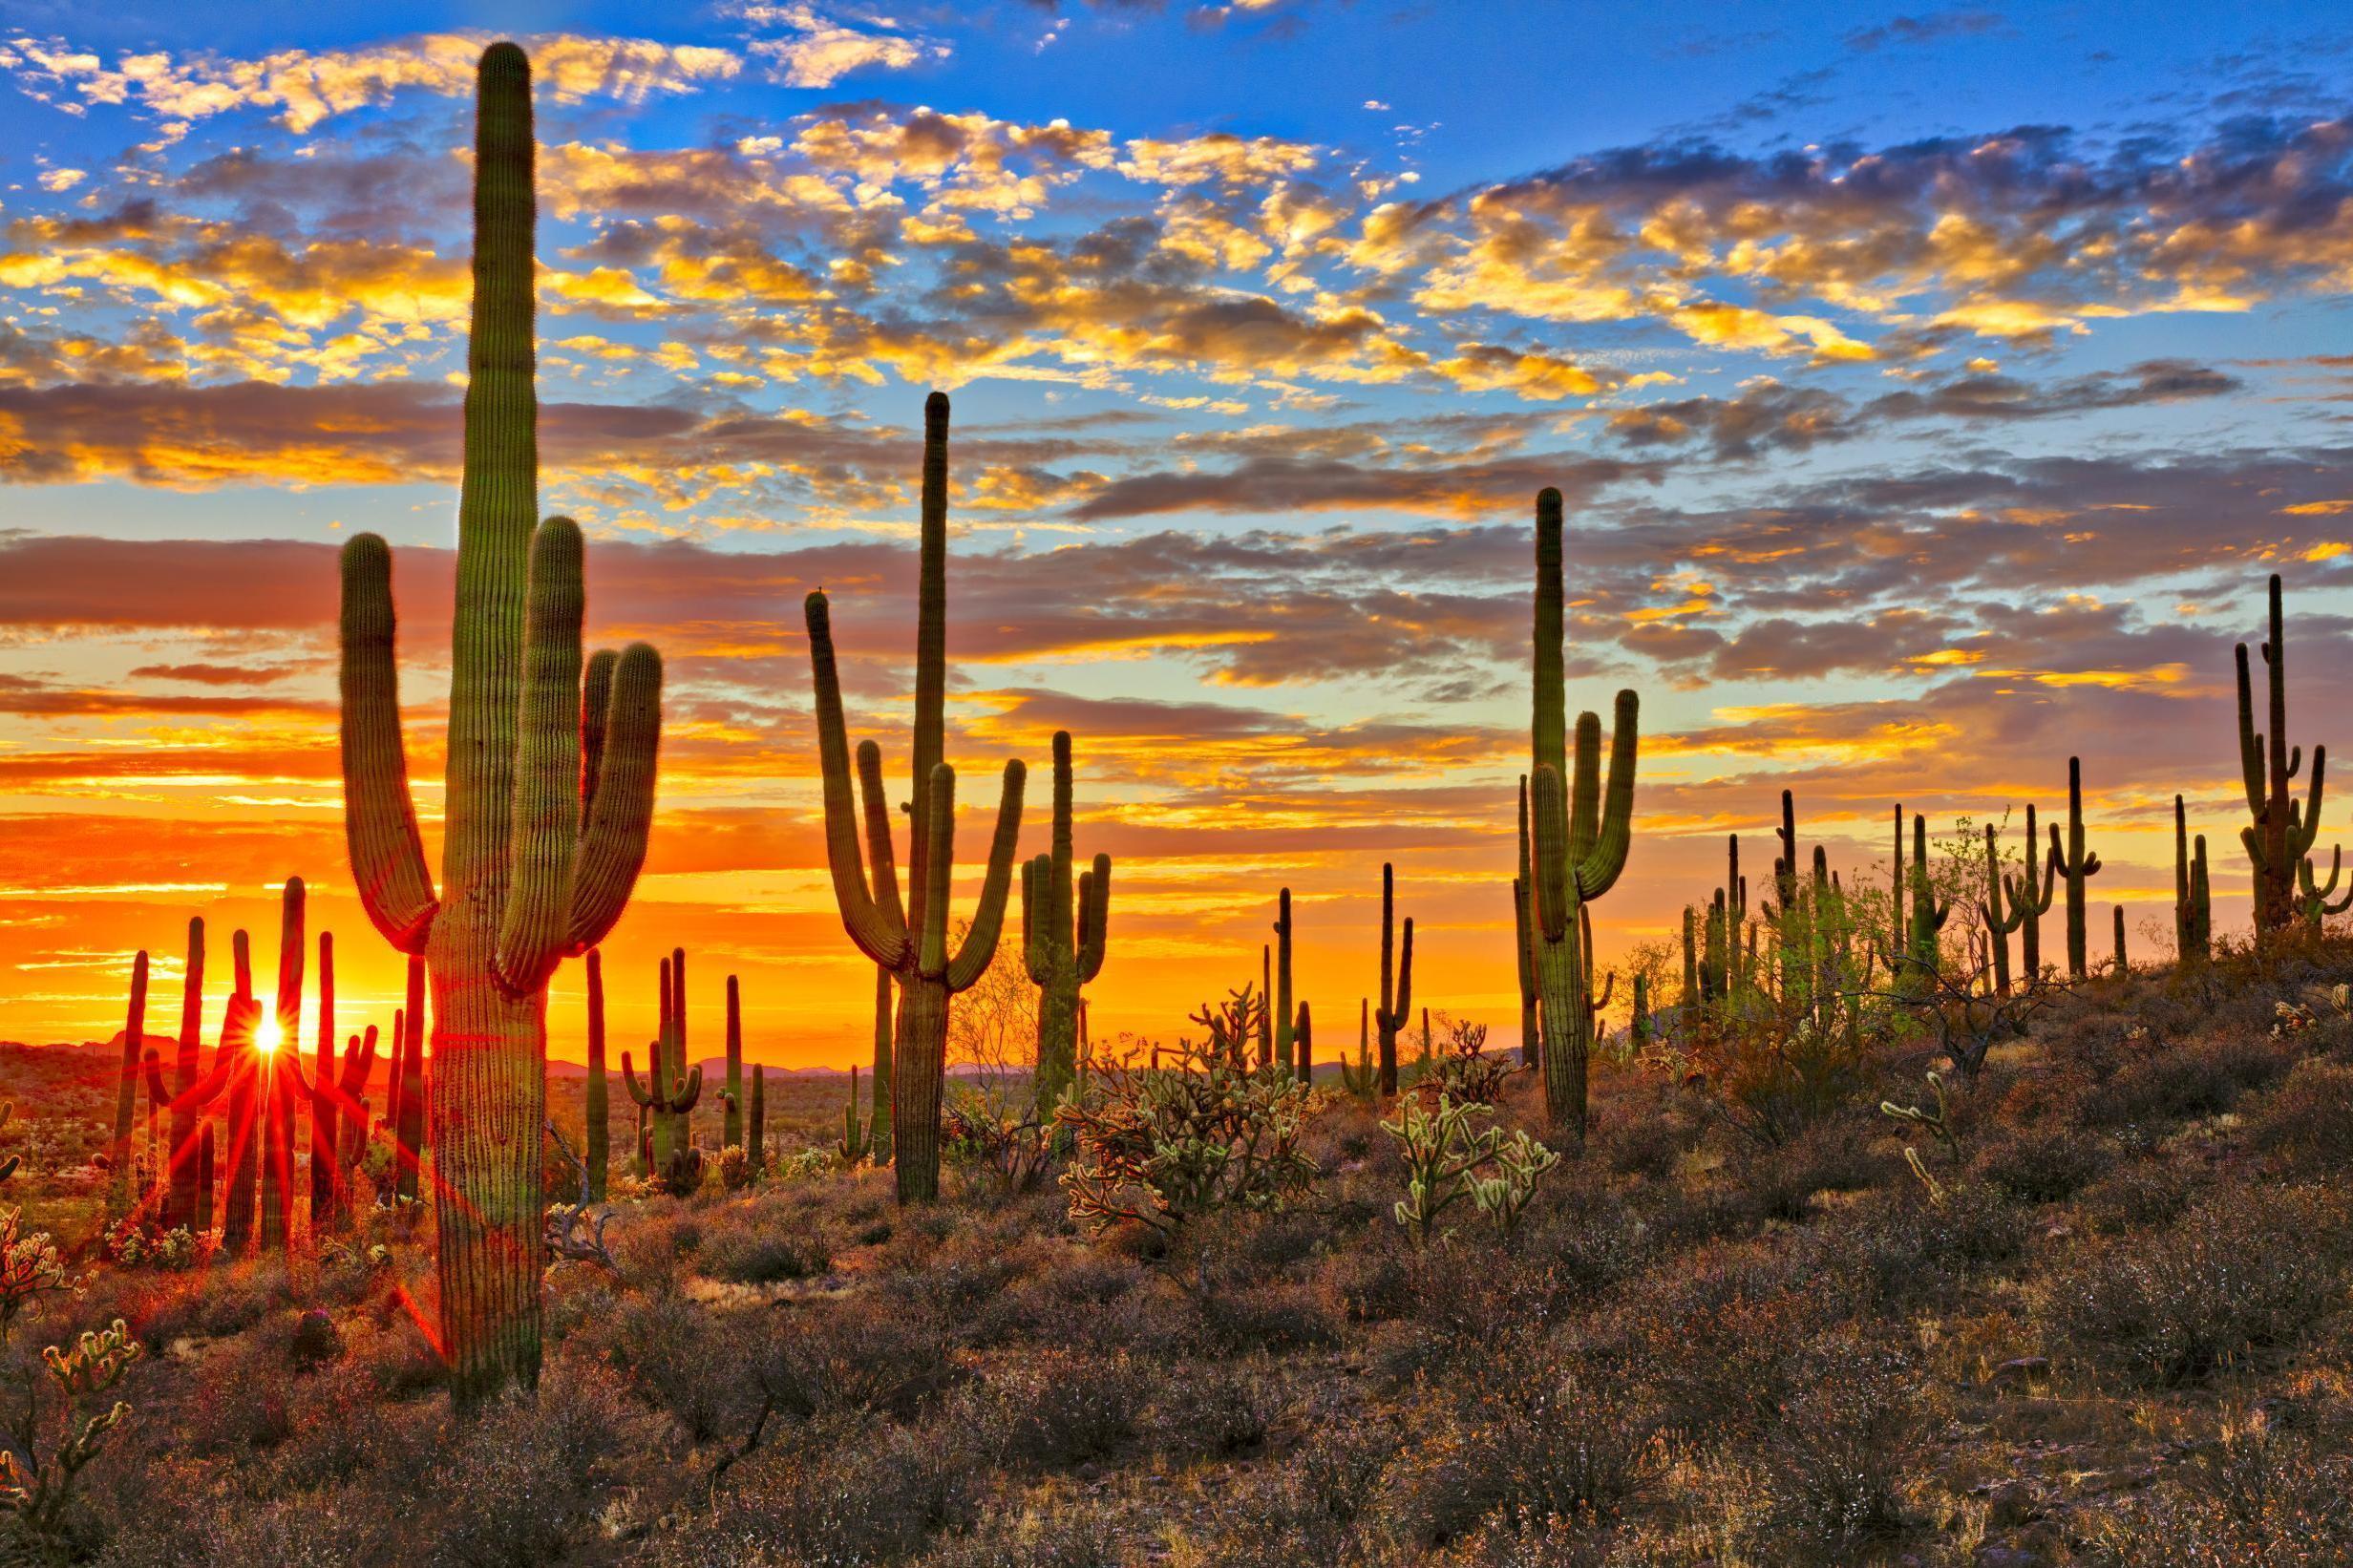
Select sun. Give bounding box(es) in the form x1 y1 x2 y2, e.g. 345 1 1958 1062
255 1015 282 1055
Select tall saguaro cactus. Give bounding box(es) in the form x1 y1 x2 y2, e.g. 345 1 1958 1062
2237 574 2331 937
805 392 1027 1205
722 975 744 1151
625 951 703 1195
335 43 663 1409
1904 814 1950 986
165 918 205 1231
1982 821 2020 995
1272 889 1296 1074
1526 487 1640 1145
111 951 148 1219
1372 863 1414 1096
1022 731 1111 1110
1513 778 1540 1069
2049 757 2103 980
2174 796 2212 964
2002 802 2056 986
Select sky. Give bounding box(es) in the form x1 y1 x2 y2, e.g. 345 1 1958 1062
2 0 2352 1065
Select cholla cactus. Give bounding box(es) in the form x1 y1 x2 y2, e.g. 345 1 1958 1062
1379 1092 1558 1246
1879 1070 1959 1159
0 1209 80 1347
0 1318 141 1546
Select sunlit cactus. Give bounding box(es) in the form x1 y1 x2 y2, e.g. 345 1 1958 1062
383 953 427 1205
2295 847 2353 928
1526 488 1640 1147
625 951 703 1196
804 392 1027 1205
1023 730 1111 1110
1271 888 1296 1074
110 950 147 1219
2237 574 2333 936
333 42 663 1406
1371 862 1414 1097
2001 802 2057 986
583 948 609 1202
722 974 744 1152
2049 757 2103 979
1341 999 1377 1101
2174 795 2212 964
308 929 335 1229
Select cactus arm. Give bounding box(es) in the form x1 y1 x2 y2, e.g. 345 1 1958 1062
2295 748 2328 860
337 534 439 955
1574 690 1640 901
946 758 1029 993
2300 846 2343 902
1077 853 1110 984
804 590 912 969
1393 916 1415 1025
1531 765 1572 943
580 647 615 809
564 641 662 954
494 518 585 994
854 739 906 932
2236 643 2267 816
1022 855 1051 983
1569 710 1601 860
621 1049 655 1110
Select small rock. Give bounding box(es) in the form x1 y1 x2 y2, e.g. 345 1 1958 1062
1988 1355 2050 1388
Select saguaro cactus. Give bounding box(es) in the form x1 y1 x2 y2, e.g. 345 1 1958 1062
2237 574 2331 937
2295 849 2353 928
111 952 147 1218
1526 488 1640 1146
805 394 1026 1205
1372 863 1414 1097
309 930 336 1228
1982 821 2020 995
625 953 703 1196
165 919 205 1230
1888 803 1907 963
1294 1000 1313 1084
393 955 427 1204
1903 814 1950 986
2173 796 2212 964
2002 802 2057 986
1513 778 1540 1070
749 1065 766 1171
1022 731 1111 1110
335 43 664 1407
2049 757 2103 979
722 975 744 1151
258 878 305 1253
584 948 608 1202
1271 889 1296 1074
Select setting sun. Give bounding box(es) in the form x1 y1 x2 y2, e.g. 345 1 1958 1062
255 1016 282 1056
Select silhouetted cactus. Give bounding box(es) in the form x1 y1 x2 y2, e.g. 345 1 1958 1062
625 952 703 1196
1526 488 1640 1146
1681 905 1699 1011
2002 802 2057 986
1272 889 1296 1074
111 951 147 1219
308 930 336 1228
1983 820 2024 995
1904 813 1951 986
804 392 1027 1205
1023 731 1111 1109
722 975 744 1152
1294 1001 1313 1085
1371 863 1413 1097
2174 795 2212 964
2295 848 2353 928
2112 905 2130 973
334 43 663 1407
1342 1000 1377 1101
1513 778 1539 1070
2237 574 2332 936
840 1065 874 1163
2050 757 2102 979
749 1065 766 1172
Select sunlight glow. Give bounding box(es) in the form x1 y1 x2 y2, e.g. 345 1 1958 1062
255 1015 282 1055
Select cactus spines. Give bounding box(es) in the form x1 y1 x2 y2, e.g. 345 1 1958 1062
2002 801 2057 985
1022 731 1111 1110
111 950 148 1218
583 948 608 1203
624 953 703 1196
805 392 1028 1205
2237 573 2331 937
2049 757 2103 979
1372 863 1414 1097
2173 796 2213 964
1272 888 1296 1074
1527 488 1639 1146
722 975 743 1151
334 43 663 1408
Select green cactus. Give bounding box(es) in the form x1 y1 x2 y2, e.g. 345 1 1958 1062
1294 1001 1313 1086
1370 862 1414 1097
334 42 663 1408
110 950 147 1220
2295 848 2353 928
2174 796 2212 964
1513 778 1540 1070
583 948 608 1202
1526 488 1639 1147
804 393 1027 1206
749 1065 766 1173
722 974 744 1151
1023 731 1111 1110
624 952 704 1197
1630 972 1651 1049
840 1064 874 1164
308 929 335 1230
868 964 892 1164
1271 888 1296 1074
1903 813 1951 986
2049 757 2103 979
2237 573 2333 937
2112 904 2130 972
2002 802 2057 987
1341 1000 1377 1101
1982 820 2024 995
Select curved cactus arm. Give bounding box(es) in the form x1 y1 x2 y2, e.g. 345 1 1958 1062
1591 969 1615 1012
1394 917 1414 1023
621 1049 657 1110
805 590 913 969
1569 710 1601 861
580 647 616 809
565 641 662 954
2004 838 2057 916
337 534 439 955
2236 644 2267 816
854 740 906 932
670 1062 703 1112
1575 690 1640 901
2294 748 2328 860
946 758 1030 993
1531 764 1573 943
2299 845 2343 902
495 517 585 994
1077 853 1111 983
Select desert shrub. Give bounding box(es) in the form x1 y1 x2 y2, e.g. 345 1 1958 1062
1829 1180 2030 1307
2250 1058 2353 1173
1058 1036 1318 1239
973 1247 1146 1345
689 1417 983 1566
1977 1126 2109 1203
1143 1354 1286 1460
951 1348 1155 1470
1601 1112 1685 1181
2046 1184 2346 1386
918 1505 1126 1568
2080 1157 2201 1234
423 1364 649 1568
1732 1123 1887 1223
2075 1414 2353 1566
2079 1032 2295 1139
1605 1256 1820 1449
1189 1418 1402 1565
1760 1339 1918 1554
697 1218 832 1285
1198 1277 1344 1354
751 1297 960 1424
579 1286 745 1440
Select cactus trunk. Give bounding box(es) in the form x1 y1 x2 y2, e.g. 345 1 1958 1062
723 974 743 1151
1372 862 1413 1098
1272 889 1296 1074
2050 757 2102 980
584 948 608 1202
112 950 147 1219
869 966 892 1160
1023 731 1111 1111
166 918 204 1231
